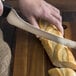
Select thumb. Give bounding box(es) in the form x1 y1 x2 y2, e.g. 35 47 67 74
28 16 39 29
27 16 40 38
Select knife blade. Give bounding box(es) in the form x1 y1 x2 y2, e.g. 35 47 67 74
1 4 76 49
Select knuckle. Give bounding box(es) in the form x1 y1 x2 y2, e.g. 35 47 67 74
57 9 60 14
59 16 62 21
55 7 60 14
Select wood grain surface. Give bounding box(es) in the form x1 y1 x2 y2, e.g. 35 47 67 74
13 29 52 76
13 21 76 76
5 0 76 76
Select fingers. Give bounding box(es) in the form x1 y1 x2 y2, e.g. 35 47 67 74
43 1 60 14
42 13 64 35
27 16 40 38
51 13 62 22
41 1 64 35
27 16 39 29
43 1 62 21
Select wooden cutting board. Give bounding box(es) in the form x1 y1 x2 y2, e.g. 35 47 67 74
13 21 76 76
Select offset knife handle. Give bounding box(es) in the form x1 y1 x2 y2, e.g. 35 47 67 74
1 2 12 18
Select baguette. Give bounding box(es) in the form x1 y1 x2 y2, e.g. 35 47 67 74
48 68 76 76
39 20 76 69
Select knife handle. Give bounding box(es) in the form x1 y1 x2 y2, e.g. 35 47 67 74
0 2 12 18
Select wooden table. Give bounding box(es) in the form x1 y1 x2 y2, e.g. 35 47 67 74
13 22 76 76
4 0 76 76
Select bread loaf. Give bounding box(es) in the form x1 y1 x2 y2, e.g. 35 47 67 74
39 20 76 69
48 68 76 76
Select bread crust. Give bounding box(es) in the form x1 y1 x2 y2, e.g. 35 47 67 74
48 68 76 76
39 21 76 69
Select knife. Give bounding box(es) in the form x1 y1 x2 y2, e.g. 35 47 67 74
1 3 76 49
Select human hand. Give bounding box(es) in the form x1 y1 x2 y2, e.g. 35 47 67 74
0 0 3 16
19 0 64 34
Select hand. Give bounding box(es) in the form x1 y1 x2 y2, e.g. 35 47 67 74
0 0 3 16
19 0 64 34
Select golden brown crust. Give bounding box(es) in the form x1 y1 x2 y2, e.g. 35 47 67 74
48 68 63 76
39 20 76 69
48 68 76 76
